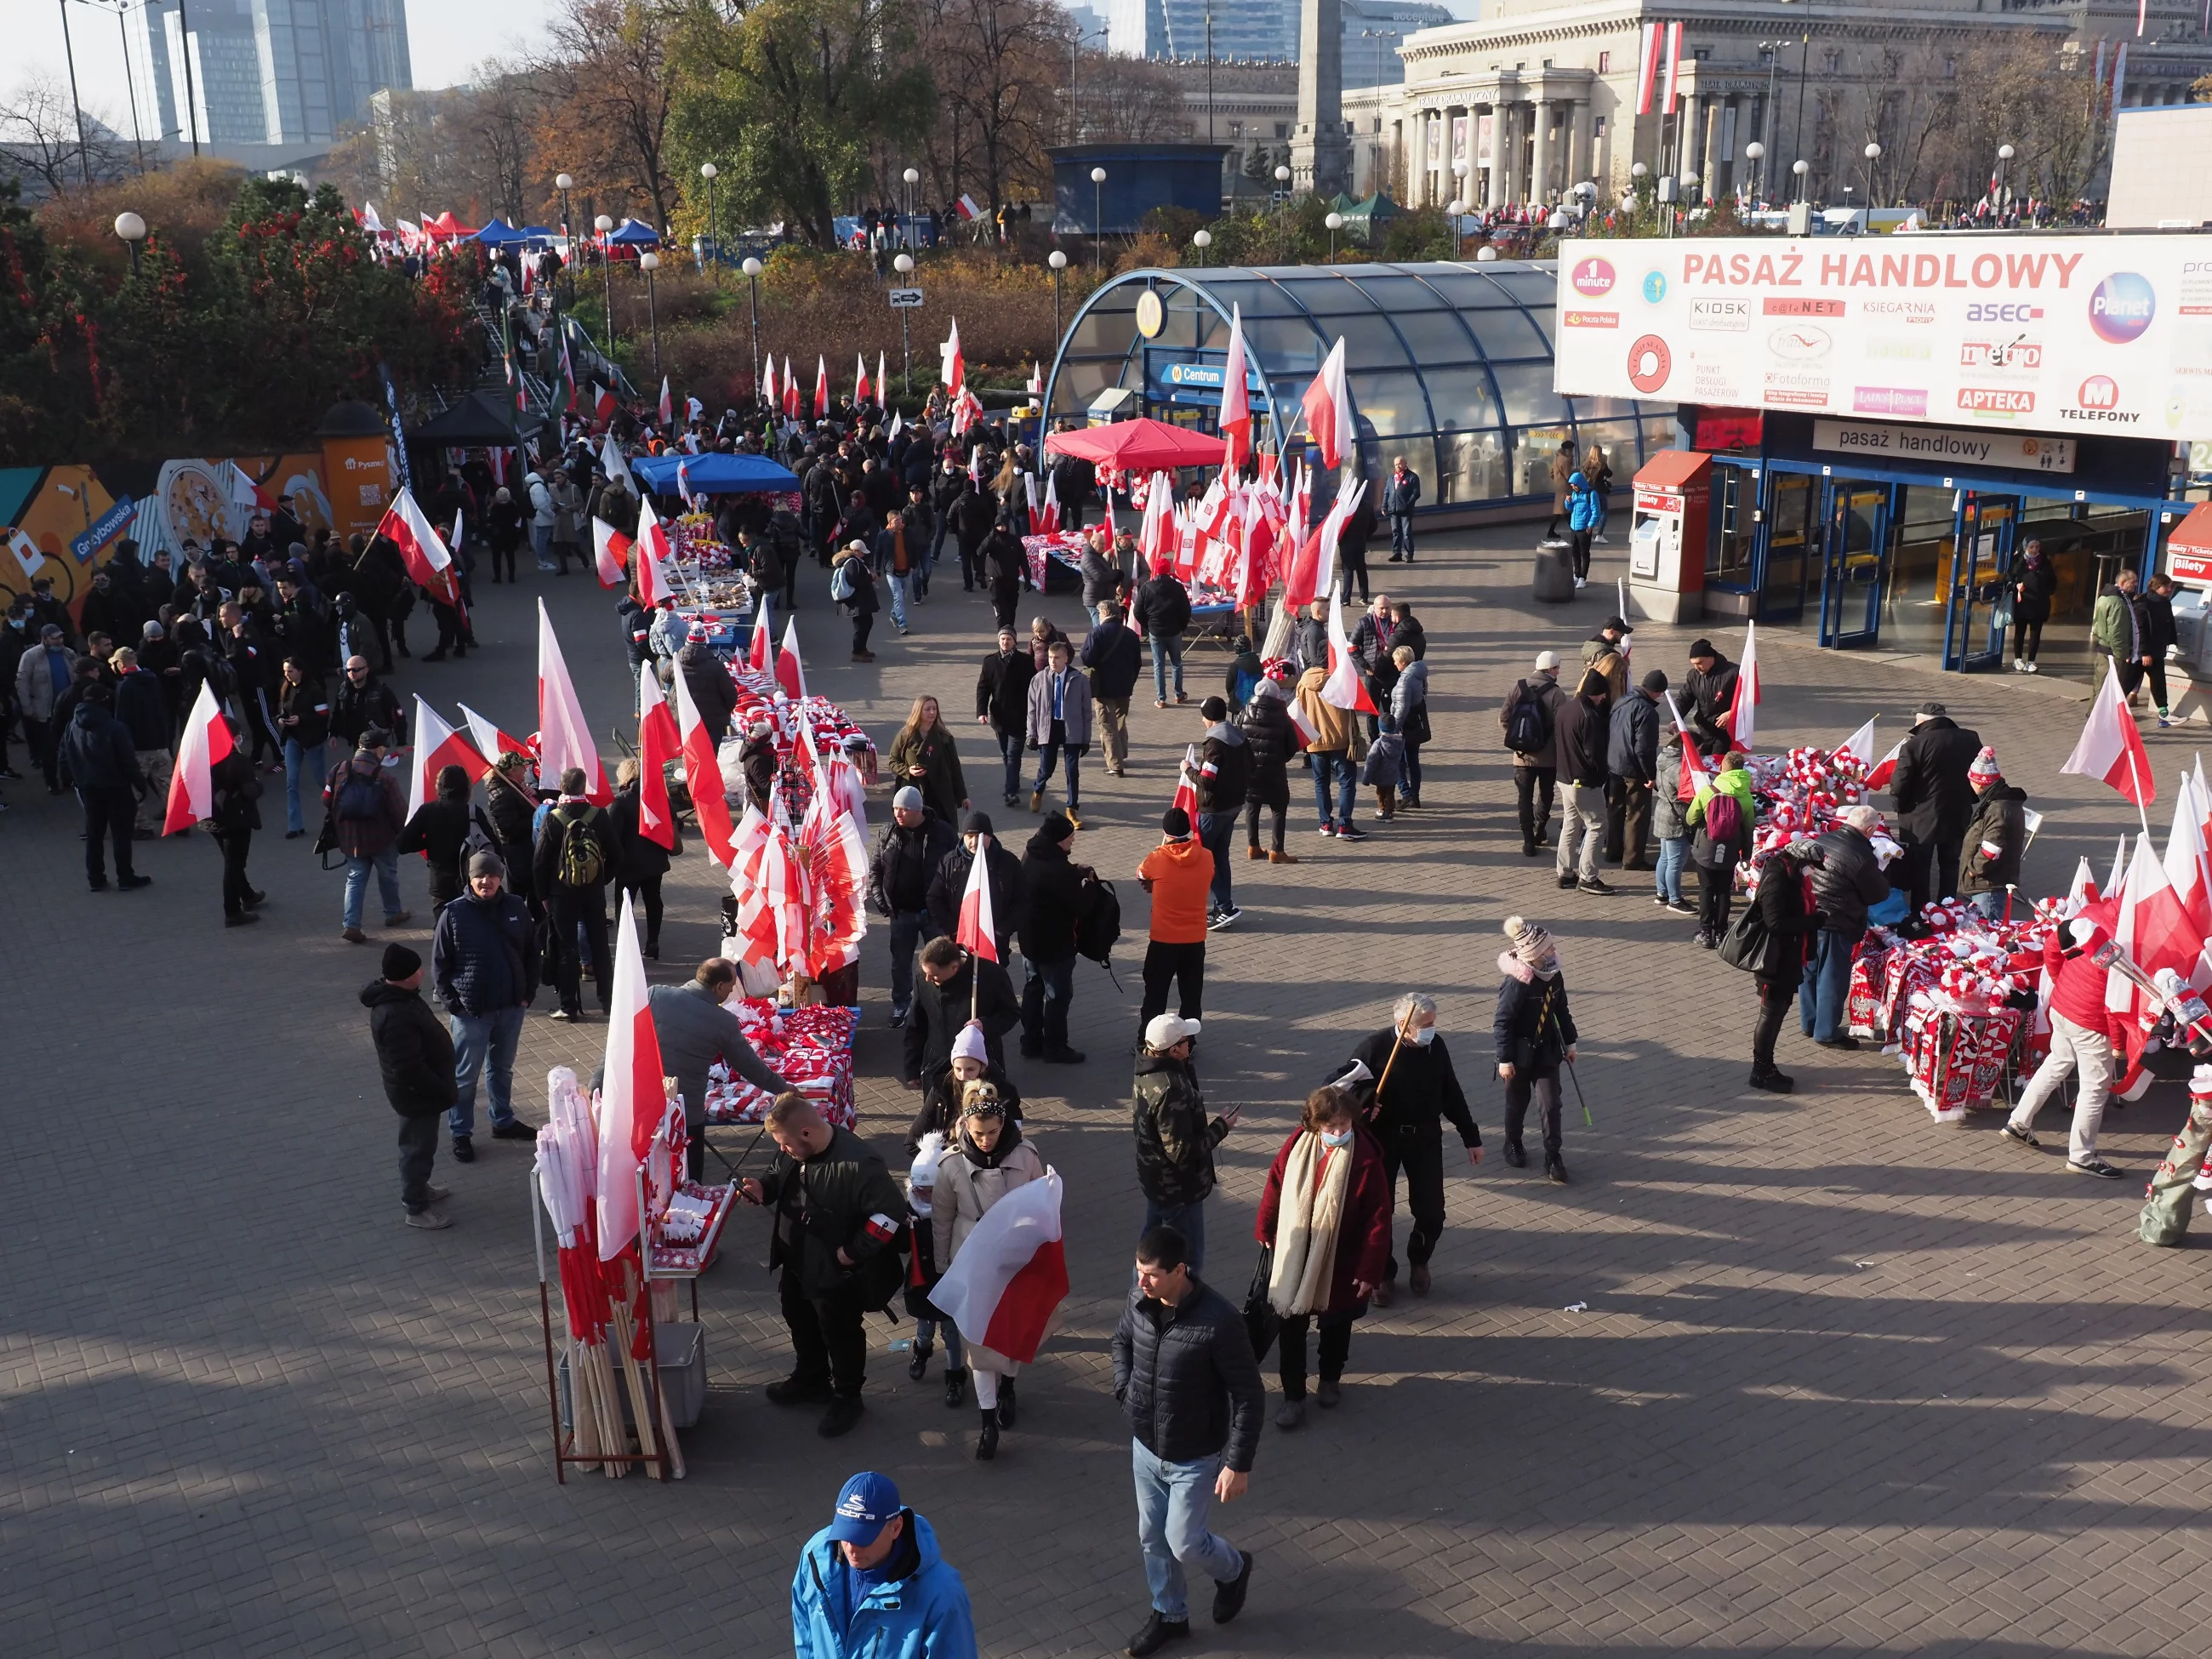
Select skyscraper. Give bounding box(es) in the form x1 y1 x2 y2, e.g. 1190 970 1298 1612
1105 0 1457 83
126 1 413 150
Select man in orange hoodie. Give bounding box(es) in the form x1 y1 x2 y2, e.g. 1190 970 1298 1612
1136 807 1216 1048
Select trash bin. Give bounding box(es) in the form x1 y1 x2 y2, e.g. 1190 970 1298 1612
1532 543 1576 602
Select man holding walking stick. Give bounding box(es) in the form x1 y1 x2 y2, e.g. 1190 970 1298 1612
1494 917 1580 1186
1336 991 1482 1305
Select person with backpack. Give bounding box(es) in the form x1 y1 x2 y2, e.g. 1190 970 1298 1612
430 850 541 1163
1552 668 1614 895
1742 839 1829 1094
831 541 880 663
1239 665 1298 865
362 943 459 1229
1494 916 1579 1184
326 730 410 944
1685 733 1754 948
533 766 618 1021
1018 810 1091 1065
1501 652 1565 858
934 1079 1046 1460
1132 565 1193 709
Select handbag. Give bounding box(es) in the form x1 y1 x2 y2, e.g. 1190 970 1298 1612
1718 902 1769 972
1242 1247 1280 1362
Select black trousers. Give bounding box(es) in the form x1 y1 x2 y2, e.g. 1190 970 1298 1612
1139 939 1206 1034
779 1265 869 1400
490 543 516 583
990 579 1018 630
1602 775 1627 863
25 716 55 788
548 887 611 1013
1753 976 1793 1073
1618 778 1654 866
622 874 664 952
1278 1311 1354 1401
1378 1125 1445 1279
1504 1072 1563 1157
852 612 874 654
1899 837 1960 917
1514 764 1556 847
2014 616 2045 662
81 785 136 884
2147 657 2172 713
1696 863 1733 938
214 825 254 916
1570 528 1593 579
957 538 983 590
428 601 465 657
398 1111 440 1211
1244 795 1287 854
1338 544 1370 601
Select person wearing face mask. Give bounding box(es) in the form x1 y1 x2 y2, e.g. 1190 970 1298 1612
1335 992 1480 1305
1494 916 1580 1185
1254 1085 1391 1430
790 1471 977 1659
932 1079 1047 1460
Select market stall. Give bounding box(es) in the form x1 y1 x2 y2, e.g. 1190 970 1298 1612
630 452 805 640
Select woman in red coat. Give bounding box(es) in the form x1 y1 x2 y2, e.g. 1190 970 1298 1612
1255 1085 1393 1429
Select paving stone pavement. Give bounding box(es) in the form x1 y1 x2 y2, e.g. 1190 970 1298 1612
4 530 2211 1657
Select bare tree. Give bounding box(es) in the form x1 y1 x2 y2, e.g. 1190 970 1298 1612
1861 43 1955 204
0 73 127 199
534 0 679 232
1081 53 1189 145
925 0 1063 210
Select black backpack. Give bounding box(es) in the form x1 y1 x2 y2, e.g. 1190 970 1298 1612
1504 681 1553 755
334 767 385 823
1075 877 1122 970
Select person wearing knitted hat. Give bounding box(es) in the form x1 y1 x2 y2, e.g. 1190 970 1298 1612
1137 807 1217 1049
1957 748 2027 923
1500 651 1566 857
1492 917 1579 1183
362 942 458 1229
869 784 956 1026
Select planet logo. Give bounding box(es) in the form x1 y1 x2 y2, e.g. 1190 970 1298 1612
1571 256 1616 297
1641 271 1668 304
2088 272 2155 344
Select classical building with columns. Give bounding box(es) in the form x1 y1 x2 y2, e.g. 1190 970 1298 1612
1339 1 2212 209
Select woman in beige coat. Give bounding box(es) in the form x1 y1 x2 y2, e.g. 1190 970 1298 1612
935 1079 1046 1461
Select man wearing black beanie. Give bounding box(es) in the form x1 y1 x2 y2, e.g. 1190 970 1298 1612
362 943 459 1229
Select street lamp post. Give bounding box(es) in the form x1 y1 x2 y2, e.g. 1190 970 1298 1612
903 166 920 246
699 162 719 279
594 214 616 353
1192 229 1211 268
1996 142 2015 214
1744 141 1765 209
742 254 764 401
114 210 145 276
1325 209 1343 259
1862 141 1882 209
1090 166 1107 278
1048 249 1068 342
893 252 915 398
1446 197 1465 259
1274 162 1291 261
1791 157 1809 205
554 173 574 309
57 0 91 186
639 250 662 382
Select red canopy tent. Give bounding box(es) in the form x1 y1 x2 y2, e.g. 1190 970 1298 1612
1043 418 1226 474
425 210 477 241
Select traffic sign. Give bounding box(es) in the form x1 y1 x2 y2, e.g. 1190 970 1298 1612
888 288 926 308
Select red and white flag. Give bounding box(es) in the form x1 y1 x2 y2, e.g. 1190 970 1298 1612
1172 745 1200 822
1865 738 1905 790
595 891 667 1259
943 317 966 396
2061 659 2155 807
956 833 999 962
1723 620 1762 750
591 516 632 589
1219 304 1251 473
855 352 871 408
1299 338 1352 470
782 355 800 419
592 384 617 424
927 1167 1069 1368
1028 470 1061 536
1662 20 1685 115
163 681 235 834
2162 768 2212 978
658 374 673 427
407 696 487 823
747 599 774 674
636 665 681 850
813 355 829 419
1834 715 1877 771
1025 361 1042 396
538 599 610 804
777 615 807 700
1664 691 1711 802
374 487 460 606
762 355 778 409
227 460 268 511
670 661 736 866
2107 833 2199 1018
457 703 533 773
1284 693 1319 752
1635 20 1662 116
1320 589 1376 714
634 498 673 605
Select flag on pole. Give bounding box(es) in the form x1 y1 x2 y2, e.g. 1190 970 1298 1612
877 351 887 408
1664 691 1711 802
956 833 999 962
1635 20 1662 116
373 487 461 606
163 681 234 834
670 664 736 867
1284 692 1319 751
457 703 533 773
593 384 617 424
943 317 966 396
855 352 871 407
595 891 666 1259
926 1167 1069 1368
783 355 800 419
777 616 807 701
2061 660 2155 810
1025 361 1042 396
1219 304 1251 472
407 696 487 824
747 598 774 674
1723 620 1762 749
762 355 778 410
658 375 673 427
1172 745 1200 822
636 665 680 850
1865 738 1905 790
538 599 611 805
813 356 829 419
591 516 632 588
2162 768 2212 979
1834 715 1877 771
1662 20 1685 116
1299 338 1352 470
1320 588 1377 714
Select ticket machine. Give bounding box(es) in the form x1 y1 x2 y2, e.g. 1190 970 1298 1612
1627 449 1713 625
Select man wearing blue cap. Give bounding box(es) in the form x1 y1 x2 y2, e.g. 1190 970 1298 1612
792 1471 977 1659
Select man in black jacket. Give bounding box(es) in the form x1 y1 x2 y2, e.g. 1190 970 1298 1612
1889 700 1983 916
329 655 404 751
1111 1223 1263 1656
979 515 1028 631
1051 442 1095 531
1340 993 1481 1303
1132 1014 1239 1270
1018 812 1089 1064
1342 469 1378 595
1080 603 1144 777
869 786 957 1025
1805 807 1890 1046
1551 668 1614 895
677 634 738 744
59 687 150 892
738 1093 909 1438
1502 652 1565 857
533 768 619 1021
903 935 1022 1085
1133 567 1193 708
974 627 1036 807
1606 669 1666 871
1194 697 1251 927
362 944 459 1229
1683 639 1739 741
925 812 1024 956
430 851 541 1161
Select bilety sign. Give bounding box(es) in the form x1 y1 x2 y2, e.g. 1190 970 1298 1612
1554 235 2212 443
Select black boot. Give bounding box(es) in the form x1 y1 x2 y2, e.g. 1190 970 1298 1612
908 1339 932 1382
975 1408 1000 1460
944 1366 967 1408
1750 1066 1795 1093
997 1377 1017 1428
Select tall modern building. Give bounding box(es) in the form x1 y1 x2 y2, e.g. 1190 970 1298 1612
126 1 413 150
1105 0 1457 83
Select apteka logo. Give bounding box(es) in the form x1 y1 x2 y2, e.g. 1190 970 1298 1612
1570 257 1616 298
2089 272 2155 344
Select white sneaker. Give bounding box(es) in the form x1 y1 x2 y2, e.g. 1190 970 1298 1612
1573 575 1587 588
2027 662 2040 674
1593 533 1610 544
2010 659 2025 673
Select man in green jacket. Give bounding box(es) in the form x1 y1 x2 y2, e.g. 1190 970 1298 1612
2091 569 2147 696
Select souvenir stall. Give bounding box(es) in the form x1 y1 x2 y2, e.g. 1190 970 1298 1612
630 452 804 645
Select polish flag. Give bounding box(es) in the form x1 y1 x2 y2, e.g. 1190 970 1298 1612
2162 769 2212 979
1834 715 1878 771
2107 834 2198 1020
457 703 533 773
943 316 966 396
1284 693 1319 752
1320 588 1376 714
1025 361 1042 396
1635 20 1662 116
1865 738 1905 790
813 355 829 419
636 665 680 850
163 681 235 834
407 696 487 823
593 384 617 424
2061 659 2155 807
1723 621 1762 750
634 499 673 606
591 516 632 588
2069 855 2100 908
538 599 611 805
658 374 673 428
762 355 778 410
1299 338 1352 470
374 487 461 606
855 352 871 408
927 1167 1070 1368
1662 20 1685 116
1028 470 1061 536
595 891 667 1260
956 832 999 962
1665 691 1711 802
1219 304 1251 472
1172 745 1200 822
877 352 887 408
747 598 774 674
601 429 626 490
777 615 807 700
670 661 736 866
783 355 800 419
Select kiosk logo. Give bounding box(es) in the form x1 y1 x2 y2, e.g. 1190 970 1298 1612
1570 257 1616 297
2089 272 2156 344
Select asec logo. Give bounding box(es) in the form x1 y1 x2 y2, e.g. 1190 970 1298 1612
2089 273 2156 344
1571 257 1616 298
1641 271 1668 304
2078 375 2119 410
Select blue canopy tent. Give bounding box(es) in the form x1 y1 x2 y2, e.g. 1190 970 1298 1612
630 453 801 496
517 225 556 242
473 219 527 246
604 218 661 246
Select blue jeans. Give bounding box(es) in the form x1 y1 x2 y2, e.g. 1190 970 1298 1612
1656 837 1688 904
1022 953 1076 1052
283 736 328 835
995 727 1025 800
344 846 404 929
1309 752 1355 828
1132 1440 1244 1623
1389 513 1414 557
1141 1196 1207 1274
448 1006 526 1139
887 571 908 628
889 908 926 1015
1198 811 1235 912
913 1314 964 1371
1032 734 1081 809
530 522 554 567
1799 927 1856 1042
1149 633 1185 701
1402 739 1422 801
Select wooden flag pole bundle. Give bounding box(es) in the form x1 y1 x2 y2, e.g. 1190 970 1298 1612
534 1071 630 1479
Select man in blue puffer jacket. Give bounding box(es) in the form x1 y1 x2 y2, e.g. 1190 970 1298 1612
1566 469 1601 585
792 1472 977 1659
